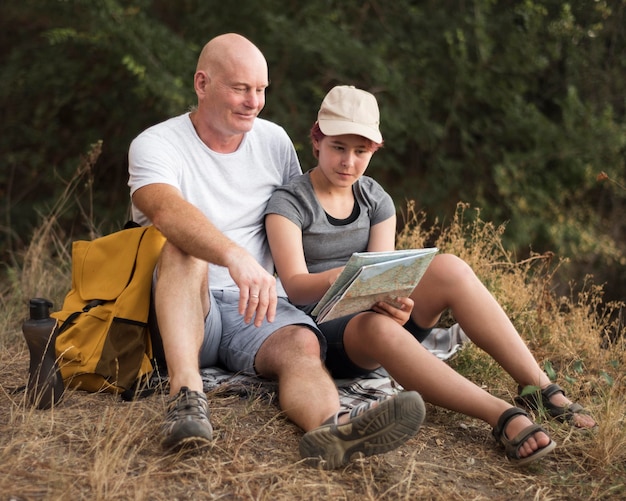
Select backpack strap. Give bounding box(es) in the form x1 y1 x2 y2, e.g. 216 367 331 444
56 299 106 335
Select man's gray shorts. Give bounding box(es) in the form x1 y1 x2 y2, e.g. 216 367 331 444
210 289 324 375
149 285 324 376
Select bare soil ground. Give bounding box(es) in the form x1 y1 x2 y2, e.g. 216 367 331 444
1 346 623 501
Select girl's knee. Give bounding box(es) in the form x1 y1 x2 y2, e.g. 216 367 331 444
348 313 408 345
426 253 475 284
433 253 468 270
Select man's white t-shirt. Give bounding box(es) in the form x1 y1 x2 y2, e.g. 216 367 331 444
128 112 301 293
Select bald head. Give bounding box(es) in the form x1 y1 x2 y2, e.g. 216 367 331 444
190 34 269 150
196 33 267 79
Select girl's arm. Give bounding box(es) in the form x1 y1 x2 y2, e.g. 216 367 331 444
367 214 397 252
265 213 343 305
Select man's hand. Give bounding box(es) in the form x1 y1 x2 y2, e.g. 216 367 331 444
226 248 278 327
371 296 414 326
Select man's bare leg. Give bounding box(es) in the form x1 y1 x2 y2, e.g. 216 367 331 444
155 242 213 450
254 325 425 469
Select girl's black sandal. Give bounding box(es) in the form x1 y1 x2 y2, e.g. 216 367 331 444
515 383 588 424
492 407 556 466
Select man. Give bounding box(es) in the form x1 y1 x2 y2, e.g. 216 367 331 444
128 33 425 469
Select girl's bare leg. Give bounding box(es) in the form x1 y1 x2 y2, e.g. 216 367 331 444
408 254 595 428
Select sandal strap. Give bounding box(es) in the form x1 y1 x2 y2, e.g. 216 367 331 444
492 406 529 442
505 423 550 460
567 402 585 413
541 383 566 400
549 402 585 419
493 407 555 463
517 383 589 423
516 383 564 410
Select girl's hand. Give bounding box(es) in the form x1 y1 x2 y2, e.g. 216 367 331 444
327 266 345 287
371 296 414 326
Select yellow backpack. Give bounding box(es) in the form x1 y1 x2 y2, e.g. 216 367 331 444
52 225 165 399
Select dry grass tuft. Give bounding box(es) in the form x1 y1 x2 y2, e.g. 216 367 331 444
1 188 625 499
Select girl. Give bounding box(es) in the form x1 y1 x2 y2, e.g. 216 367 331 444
264 85 595 466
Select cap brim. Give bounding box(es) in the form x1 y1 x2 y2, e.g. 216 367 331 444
319 119 382 144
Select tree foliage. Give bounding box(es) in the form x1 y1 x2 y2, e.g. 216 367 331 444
1 0 624 297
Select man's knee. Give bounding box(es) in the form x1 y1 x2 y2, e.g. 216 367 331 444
157 241 208 285
256 325 323 376
279 324 322 354
154 241 210 317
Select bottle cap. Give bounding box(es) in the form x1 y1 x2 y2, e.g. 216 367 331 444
29 298 53 320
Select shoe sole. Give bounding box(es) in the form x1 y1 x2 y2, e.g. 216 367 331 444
299 390 425 469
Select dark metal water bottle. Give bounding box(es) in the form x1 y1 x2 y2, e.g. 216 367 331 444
23 298 65 409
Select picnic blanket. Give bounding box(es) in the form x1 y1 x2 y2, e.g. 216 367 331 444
152 324 469 411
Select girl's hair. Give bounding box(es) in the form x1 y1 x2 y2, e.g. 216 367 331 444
309 122 383 159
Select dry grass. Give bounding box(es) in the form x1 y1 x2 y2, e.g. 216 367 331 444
1 180 625 499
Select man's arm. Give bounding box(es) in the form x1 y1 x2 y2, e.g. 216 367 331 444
133 183 277 325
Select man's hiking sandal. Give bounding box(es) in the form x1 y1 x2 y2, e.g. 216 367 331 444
161 386 213 451
299 390 426 469
492 407 556 467
515 383 593 426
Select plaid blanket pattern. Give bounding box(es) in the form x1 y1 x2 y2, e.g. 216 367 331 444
150 324 467 410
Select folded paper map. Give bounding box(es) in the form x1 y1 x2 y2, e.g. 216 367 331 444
311 248 439 323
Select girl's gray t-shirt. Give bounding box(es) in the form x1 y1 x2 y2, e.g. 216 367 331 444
264 171 396 275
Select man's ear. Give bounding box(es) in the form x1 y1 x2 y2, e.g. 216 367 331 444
194 71 209 95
